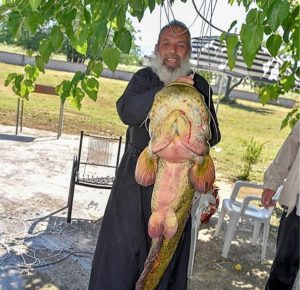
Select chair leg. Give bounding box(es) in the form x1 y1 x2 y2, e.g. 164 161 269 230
252 220 261 245
188 221 198 278
67 158 77 223
214 206 226 237
261 222 270 261
221 214 240 258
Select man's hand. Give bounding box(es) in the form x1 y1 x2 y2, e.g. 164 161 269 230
176 75 194 85
261 189 276 208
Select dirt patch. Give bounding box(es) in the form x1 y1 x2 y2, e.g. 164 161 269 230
0 125 298 290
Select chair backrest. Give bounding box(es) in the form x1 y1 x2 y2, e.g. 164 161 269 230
229 181 263 201
77 131 122 179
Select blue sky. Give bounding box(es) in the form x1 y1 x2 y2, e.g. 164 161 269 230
132 1 247 55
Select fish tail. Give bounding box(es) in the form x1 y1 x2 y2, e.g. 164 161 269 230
135 237 163 290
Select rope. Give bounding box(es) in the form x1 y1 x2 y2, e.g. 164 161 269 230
0 216 94 276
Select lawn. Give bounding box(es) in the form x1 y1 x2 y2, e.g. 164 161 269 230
0 62 293 183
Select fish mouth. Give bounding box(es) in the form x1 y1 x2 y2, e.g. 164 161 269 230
149 110 209 162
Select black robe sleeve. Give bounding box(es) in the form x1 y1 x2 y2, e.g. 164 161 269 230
193 73 221 147
116 67 164 126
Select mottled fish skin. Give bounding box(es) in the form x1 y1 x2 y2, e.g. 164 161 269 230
135 159 194 290
135 82 215 290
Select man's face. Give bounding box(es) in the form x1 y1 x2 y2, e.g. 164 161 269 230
156 25 190 70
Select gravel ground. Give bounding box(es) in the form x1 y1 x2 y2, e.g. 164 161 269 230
0 125 299 290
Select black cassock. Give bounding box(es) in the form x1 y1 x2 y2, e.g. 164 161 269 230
88 67 221 290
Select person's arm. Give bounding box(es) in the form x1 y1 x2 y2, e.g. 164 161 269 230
116 69 163 126
261 189 276 208
193 74 221 146
261 121 300 207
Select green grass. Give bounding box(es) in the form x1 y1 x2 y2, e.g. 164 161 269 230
0 62 294 183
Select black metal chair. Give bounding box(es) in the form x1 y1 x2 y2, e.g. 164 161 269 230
67 131 122 223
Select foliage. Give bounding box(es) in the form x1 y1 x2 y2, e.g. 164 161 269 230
238 138 266 180
0 0 159 106
280 107 300 129
0 0 298 117
222 0 299 129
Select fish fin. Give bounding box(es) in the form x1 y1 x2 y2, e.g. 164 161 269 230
188 155 215 193
135 147 157 186
163 210 178 239
148 212 164 238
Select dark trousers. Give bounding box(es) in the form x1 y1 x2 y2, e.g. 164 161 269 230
265 207 299 290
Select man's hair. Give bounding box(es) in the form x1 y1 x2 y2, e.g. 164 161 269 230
157 20 191 48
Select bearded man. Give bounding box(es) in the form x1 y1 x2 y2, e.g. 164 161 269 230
88 20 221 290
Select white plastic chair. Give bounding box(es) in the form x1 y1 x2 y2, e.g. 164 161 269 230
188 192 216 277
214 180 282 261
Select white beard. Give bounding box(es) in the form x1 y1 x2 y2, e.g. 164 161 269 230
150 53 192 84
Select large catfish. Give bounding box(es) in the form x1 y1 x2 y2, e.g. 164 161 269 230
135 82 215 290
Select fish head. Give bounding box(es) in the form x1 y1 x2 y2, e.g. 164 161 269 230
148 82 211 163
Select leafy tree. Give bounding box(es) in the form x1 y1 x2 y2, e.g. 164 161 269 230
1 0 153 108
1 0 299 126
221 0 299 128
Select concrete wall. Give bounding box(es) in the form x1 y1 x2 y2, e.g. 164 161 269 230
0 51 133 81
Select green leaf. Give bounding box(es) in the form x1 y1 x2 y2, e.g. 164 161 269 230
71 71 85 87
35 55 45 73
88 60 103 78
57 80 72 103
240 22 264 67
291 26 300 61
29 0 42 11
26 12 43 33
39 39 53 63
281 108 299 130
24 65 39 81
280 75 295 92
228 20 237 33
73 26 89 55
263 24 272 35
220 32 227 43
84 7 91 25
245 8 264 25
59 8 76 26
5 73 18 86
279 61 291 74
147 0 156 12
99 1 113 19
8 11 22 37
102 47 120 71
12 75 24 97
258 84 280 105
71 87 85 110
266 34 282 57
81 77 99 101
225 35 239 70
90 20 108 55
113 29 132 53
266 0 290 32
50 26 64 52
116 10 126 29
130 0 145 12
281 5 298 43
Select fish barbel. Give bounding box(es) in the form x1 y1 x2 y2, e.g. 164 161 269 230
135 82 215 289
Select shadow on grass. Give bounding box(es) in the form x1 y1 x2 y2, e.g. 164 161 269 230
222 102 274 115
